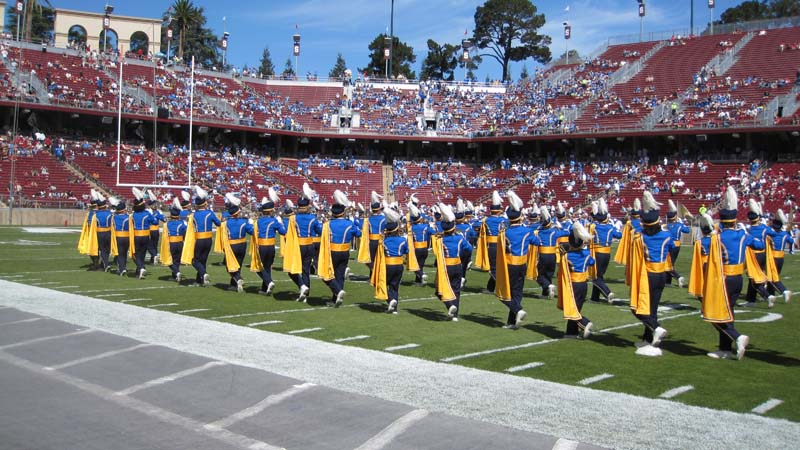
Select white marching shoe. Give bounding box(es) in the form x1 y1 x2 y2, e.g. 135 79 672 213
265 281 275 295
203 273 210 286
447 305 458 319
344 267 351 280
335 290 346 307
515 310 527 327
678 276 686 288
175 272 181 283
707 350 734 360
236 279 244 293
297 285 309 302
736 335 750 360
547 284 555 300
582 322 593 339
607 292 615 304
784 290 792 303
387 299 398 314
767 295 776 309
652 327 668 347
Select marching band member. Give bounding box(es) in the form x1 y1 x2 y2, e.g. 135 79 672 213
555 202 572 248
146 193 166 265
93 191 113 272
373 204 407 314
465 201 479 247
110 197 131 276
526 205 541 232
359 191 385 277
535 206 569 299
589 198 621 303
743 199 777 308
181 186 220 287
767 209 793 302
410 203 435 286
479 191 507 294
291 183 322 302
320 190 361 307
665 200 690 288
433 203 472 321
558 222 595 339
131 187 158 280
163 198 186 282
495 190 537 329
78 190 99 269
454 199 476 288
253 188 286 295
629 191 672 357
178 190 193 220
688 213 714 300
222 193 253 292
706 187 753 360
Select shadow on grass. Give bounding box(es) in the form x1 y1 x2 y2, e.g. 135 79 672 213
744 349 800 366
405 307 449 322
357 302 391 313
589 332 637 349
522 322 565 339
460 312 506 328
660 339 708 357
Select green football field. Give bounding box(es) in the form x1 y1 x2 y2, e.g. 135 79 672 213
1 226 798 422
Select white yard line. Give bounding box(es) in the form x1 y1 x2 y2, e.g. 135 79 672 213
206 383 315 430
176 308 211 314
55 286 80 289
45 343 154 371
505 362 545 373
335 335 370 343
146 303 179 308
598 312 701 333
354 409 429 450
248 320 283 327
74 286 175 294
752 399 784 415
116 361 227 396
659 385 695 399
96 293 127 297
288 327 324 335
441 339 558 363
121 298 151 303
30 282 62 286
384 343 420 352
578 373 614 386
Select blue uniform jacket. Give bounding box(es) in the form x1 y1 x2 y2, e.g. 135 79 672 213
113 213 130 232
226 217 253 240
537 226 569 248
132 211 158 231
485 215 509 237
330 218 361 244
442 233 472 261
167 219 187 237
193 209 221 233
642 230 674 263
721 228 764 265
256 216 286 239
411 222 436 245
384 235 409 258
295 213 322 239
771 230 794 252
667 220 691 243
368 215 386 238
593 222 622 247
505 224 540 257
455 222 477 242
95 209 113 228
566 248 595 273
748 223 776 250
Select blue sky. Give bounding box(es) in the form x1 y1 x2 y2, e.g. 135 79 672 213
54 0 743 80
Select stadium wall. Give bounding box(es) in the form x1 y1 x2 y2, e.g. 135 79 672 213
0 208 86 226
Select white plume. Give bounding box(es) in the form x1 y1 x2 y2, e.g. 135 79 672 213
285 199 294 209
466 200 475 212
599 198 608 215
333 189 350 207
146 189 156 201
181 190 191 202
371 191 383 204
633 198 642 212
668 199 677 213
357 202 365 212
557 202 565 215
260 196 268 205
492 190 502 206
96 191 106 202
268 187 280 204
439 203 455 223
540 206 551 222
108 196 119 207
225 192 241 207
456 198 466 213
409 203 420 217
507 190 523 211
748 198 762 216
777 209 788 224
642 191 660 212
532 203 541 215
410 193 419 204
698 213 714 231
572 221 592 243
721 186 738 211
591 201 599 216
131 187 145 201
90 189 98 201
172 197 182 210
383 205 401 223
193 185 208 200
302 182 315 201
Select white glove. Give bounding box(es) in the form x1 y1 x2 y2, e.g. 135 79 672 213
248 218 254 225
736 222 746 231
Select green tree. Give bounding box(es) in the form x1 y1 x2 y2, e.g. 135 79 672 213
361 34 416 79
553 49 581 65
420 39 459 81
164 1 222 68
282 58 295 77
329 52 348 79
768 0 800 17
473 0 551 81
6 1 54 43
259 46 275 77
519 64 529 80
171 0 202 60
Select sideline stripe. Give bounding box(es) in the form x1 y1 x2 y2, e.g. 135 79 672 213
206 383 315 429
116 361 226 396
752 399 783 414
248 320 283 327
75 286 175 294
385 343 419 352
578 373 614 386
552 438 579 450
659 385 694 399
121 298 151 303
354 409 429 450
505 362 545 373
31 282 62 286
335 335 370 343
441 339 558 363
96 294 126 297
45 343 154 370
288 327 323 334
0 317 43 327
177 308 211 314
599 312 701 333
0 329 93 350
56 286 80 289
0 348 282 450
147 303 179 308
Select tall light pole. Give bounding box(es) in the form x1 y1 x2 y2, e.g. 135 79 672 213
102 4 114 55
221 16 228 69
709 0 715 35
461 38 472 81
9 0 23 223
638 0 645 42
383 35 391 79
388 0 394 79
293 32 300 79
563 22 571 65
690 0 695 36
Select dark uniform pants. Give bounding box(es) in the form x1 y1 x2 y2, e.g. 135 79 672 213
368 240 379 274
169 241 183 277
537 253 556 295
504 264 526 325
97 231 111 270
590 252 611 301
147 229 160 263
566 281 591 335
386 264 404 303
768 257 787 295
414 248 428 282
745 252 770 301
486 242 498 291
133 235 149 275
665 245 682 284
441 264 463 316
325 251 350 298
229 242 247 286
289 244 314 290
715 274 743 351
192 237 213 283
257 245 276 290
115 237 130 274
633 271 665 343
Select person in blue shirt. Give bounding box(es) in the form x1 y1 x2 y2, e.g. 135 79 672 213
562 222 596 339
437 204 473 321
555 203 573 248
111 199 130 276
410 204 435 286
224 194 253 293
384 208 408 314
536 207 569 299
767 209 793 303
191 186 221 286
178 190 192 221
166 198 187 282
465 202 479 247
255 192 286 295
366 191 386 277
632 192 674 357
323 191 361 307
84 193 99 270
483 191 508 293
526 207 541 233
93 194 113 272
628 199 643 233
146 197 166 265
454 200 476 288
707 187 755 360
499 191 539 329
589 199 622 303
665 200 691 287
131 188 158 280
744 199 777 306
292 184 323 302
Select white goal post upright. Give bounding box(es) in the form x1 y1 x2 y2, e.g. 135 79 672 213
115 55 195 191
